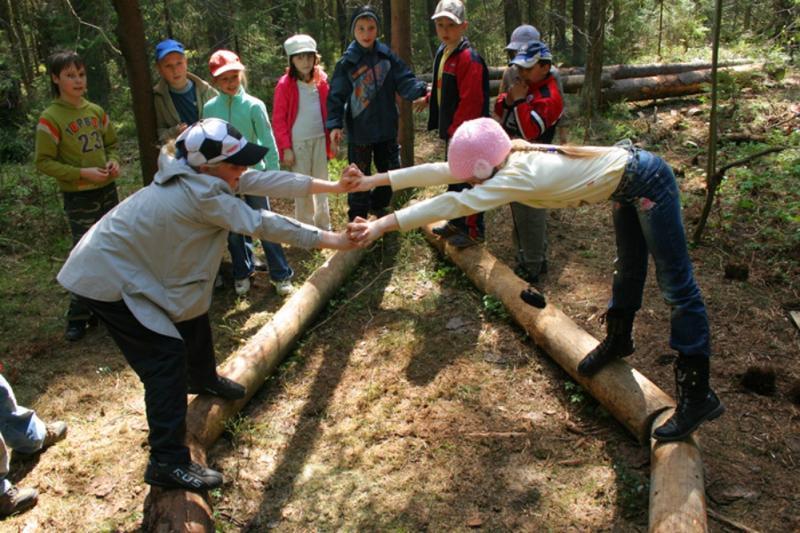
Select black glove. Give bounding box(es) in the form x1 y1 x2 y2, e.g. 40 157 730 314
520 286 546 309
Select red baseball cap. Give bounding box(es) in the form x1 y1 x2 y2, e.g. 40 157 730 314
208 49 244 78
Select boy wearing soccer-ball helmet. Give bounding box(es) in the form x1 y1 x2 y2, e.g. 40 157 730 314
57 119 359 492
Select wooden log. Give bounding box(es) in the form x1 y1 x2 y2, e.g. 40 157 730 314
559 59 753 79
420 222 674 442
142 248 366 532
649 410 708 532
420 222 709 530
602 64 759 103
424 59 754 84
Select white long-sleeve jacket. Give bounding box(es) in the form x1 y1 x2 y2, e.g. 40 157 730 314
389 147 630 232
58 152 321 339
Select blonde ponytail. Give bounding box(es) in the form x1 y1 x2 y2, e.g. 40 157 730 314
509 139 613 159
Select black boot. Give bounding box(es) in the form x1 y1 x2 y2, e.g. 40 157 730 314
653 356 725 442
577 311 635 377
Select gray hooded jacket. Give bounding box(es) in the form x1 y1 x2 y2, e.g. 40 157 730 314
57 151 321 339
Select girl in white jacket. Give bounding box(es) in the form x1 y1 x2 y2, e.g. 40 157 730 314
347 117 724 444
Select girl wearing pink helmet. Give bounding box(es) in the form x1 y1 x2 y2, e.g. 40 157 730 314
346 117 724 443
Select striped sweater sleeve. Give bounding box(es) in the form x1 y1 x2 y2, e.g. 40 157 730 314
34 115 81 183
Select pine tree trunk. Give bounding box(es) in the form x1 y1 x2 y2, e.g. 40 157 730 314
554 0 568 54
571 0 585 65
504 0 522 43
391 0 414 167
110 0 159 184
526 0 541 28
582 0 608 122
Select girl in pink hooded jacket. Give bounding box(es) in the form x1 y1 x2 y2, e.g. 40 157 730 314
273 34 334 230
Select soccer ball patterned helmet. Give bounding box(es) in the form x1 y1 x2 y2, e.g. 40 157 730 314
176 118 267 168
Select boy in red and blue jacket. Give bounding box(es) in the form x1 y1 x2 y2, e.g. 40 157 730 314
495 39 564 283
426 0 490 248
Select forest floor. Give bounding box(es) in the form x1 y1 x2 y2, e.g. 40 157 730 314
1 71 799 532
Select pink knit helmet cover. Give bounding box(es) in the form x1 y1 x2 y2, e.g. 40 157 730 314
448 118 512 180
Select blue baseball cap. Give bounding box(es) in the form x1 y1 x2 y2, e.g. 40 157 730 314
506 25 541 52
509 41 553 68
155 39 185 62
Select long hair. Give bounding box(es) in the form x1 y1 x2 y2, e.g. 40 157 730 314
509 139 613 159
287 53 323 82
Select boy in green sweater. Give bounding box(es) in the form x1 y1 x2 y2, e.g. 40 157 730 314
35 50 120 342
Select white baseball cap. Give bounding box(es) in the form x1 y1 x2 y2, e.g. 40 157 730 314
284 34 317 57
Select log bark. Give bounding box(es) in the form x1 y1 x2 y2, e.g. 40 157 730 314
600 64 759 103
559 59 753 79
649 410 708 532
391 0 414 167
143 248 366 531
420 222 673 442
419 222 709 531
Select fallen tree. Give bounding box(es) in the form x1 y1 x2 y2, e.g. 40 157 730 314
426 61 761 103
419 221 708 532
142 248 366 532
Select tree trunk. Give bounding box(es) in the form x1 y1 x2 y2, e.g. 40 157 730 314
162 0 173 37
382 0 392 43
73 0 112 107
648 411 708 532
3 0 34 94
704 0 723 216
391 0 414 167
582 0 608 122
336 0 349 52
554 0 568 54
426 0 438 59
657 0 664 60
600 64 757 103
571 0 585 65
143 248 366 531
559 58 752 78
110 0 159 184
504 0 522 44
205 0 233 50
526 0 541 28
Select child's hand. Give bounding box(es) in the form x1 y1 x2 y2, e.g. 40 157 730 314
106 160 120 178
320 230 358 250
80 167 110 183
330 129 343 154
412 95 428 113
283 148 295 167
346 216 381 247
508 79 528 102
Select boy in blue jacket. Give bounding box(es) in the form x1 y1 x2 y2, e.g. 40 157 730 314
326 5 427 221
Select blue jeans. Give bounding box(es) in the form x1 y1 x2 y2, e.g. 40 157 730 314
228 195 293 282
609 149 710 358
0 374 46 494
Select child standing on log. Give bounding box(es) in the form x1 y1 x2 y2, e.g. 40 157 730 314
57 119 358 491
273 34 334 230
34 50 120 342
346 117 725 442
204 49 295 297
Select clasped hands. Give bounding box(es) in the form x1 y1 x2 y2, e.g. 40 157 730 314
338 164 383 247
